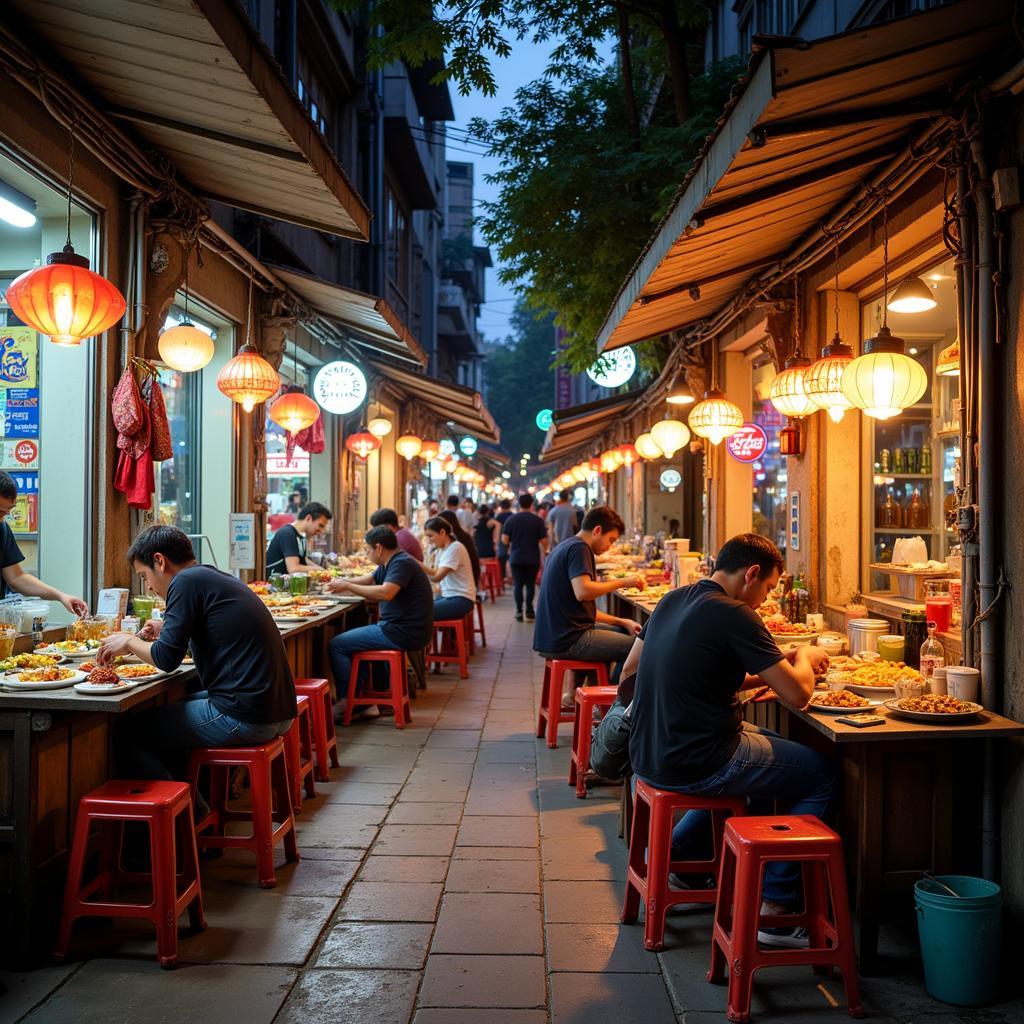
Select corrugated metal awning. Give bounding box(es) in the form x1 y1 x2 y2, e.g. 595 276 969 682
540 391 644 464
14 0 370 239
370 361 500 443
273 267 427 367
597 0 1011 352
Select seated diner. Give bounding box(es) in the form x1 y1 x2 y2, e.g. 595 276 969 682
265 501 332 575
422 515 477 621
370 506 424 562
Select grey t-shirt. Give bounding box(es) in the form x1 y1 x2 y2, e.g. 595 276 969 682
547 504 578 546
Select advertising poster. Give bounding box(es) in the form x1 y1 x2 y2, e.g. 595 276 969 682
0 327 37 389
0 389 39 438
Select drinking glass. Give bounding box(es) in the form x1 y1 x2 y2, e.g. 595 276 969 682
924 580 952 634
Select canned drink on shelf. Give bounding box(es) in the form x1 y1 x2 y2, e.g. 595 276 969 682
894 448 905 473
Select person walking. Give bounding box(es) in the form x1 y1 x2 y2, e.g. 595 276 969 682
501 493 548 622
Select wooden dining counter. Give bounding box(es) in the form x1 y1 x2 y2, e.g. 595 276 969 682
0 597 363 965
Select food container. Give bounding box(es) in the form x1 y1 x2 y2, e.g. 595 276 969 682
848 618 888 656
15 600 49 634
826 669 854 691
817 633 846 656
0 624 16 660
877 635 906 663
290 573 309 596
132 595 155 623
931 666 948 696
894 676 926 700
946 666 981 703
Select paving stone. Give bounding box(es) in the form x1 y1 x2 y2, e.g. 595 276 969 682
321 780 404 805
432 892 543 954
374 824 458 857
400 781 472 802
550 972 676 1023
444 857 540 893
452 845 539 862
419 954 546 1008
200 848 361 898
337 882 442 922
276 968 420 1024
358 855 451 883
315 922 434 969
22 961 295 1024
322 764 411 785
405 764 475 786
415 746 479 765
338 746 419 769
544 881 624 923
424 729 481 749
298 801 388 825
546 923 661 973
414 1012 548 1024
464 788 539 817
0 966 76 1022
457 815 538 847
294 814 379 849
541 836 628 881
387 801 465 825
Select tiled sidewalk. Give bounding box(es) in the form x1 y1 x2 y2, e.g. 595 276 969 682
5 599 1024 1023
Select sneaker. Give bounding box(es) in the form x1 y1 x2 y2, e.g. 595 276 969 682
757 926 811 948
515 612 524 622
666 872 716 912
525 608 536 621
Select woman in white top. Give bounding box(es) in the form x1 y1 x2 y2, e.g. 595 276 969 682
423 515 477 621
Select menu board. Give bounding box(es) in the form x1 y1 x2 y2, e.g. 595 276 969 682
0 328 39 534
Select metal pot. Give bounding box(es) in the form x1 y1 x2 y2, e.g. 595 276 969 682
847 617 888 656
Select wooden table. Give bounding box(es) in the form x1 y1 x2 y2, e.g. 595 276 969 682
743 697 1024 972
0 599 362 964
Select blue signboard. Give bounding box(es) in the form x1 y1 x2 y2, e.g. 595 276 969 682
9 470 37 494
0 389 39 438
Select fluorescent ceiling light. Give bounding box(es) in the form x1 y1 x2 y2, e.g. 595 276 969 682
0 181 36 229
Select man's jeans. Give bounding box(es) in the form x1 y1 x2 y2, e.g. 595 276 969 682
329 624 397 691
511 563 538 613
120 690 293 782
637 722 837 906
540 624 634 694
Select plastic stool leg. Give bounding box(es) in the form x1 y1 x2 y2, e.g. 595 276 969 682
643 798 673 951
725 854 763 1023
54 808 93 960
568 699 581 787
707 843 735 984
150 814 180 968
620 793 648 925
275 749 300 865
247 758 278 888
575 702 594 799
178 804 206 933
546 665 564 748
537 664 551 738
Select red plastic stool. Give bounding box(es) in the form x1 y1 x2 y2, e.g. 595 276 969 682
474 599 487 647
294 676 339 781
708 815 864 1022
55 780 205 967
428 618 470 679
345 649 412 727
622 779 746 951
569 685 619 797
536 659 609 748
464 608 476 655
188 737 298 888
480 558 501 602
283 695 317 812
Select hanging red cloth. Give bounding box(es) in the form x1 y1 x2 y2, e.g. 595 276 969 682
114 444 155 509
146 377 173 462
112 365 155 508
112 366 144 452
286 409 325 459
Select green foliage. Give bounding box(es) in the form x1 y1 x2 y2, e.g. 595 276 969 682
471 56 745 372
441 234 475 278
483 302 556 465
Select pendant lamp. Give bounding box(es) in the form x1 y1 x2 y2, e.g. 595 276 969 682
806 237 855 422
887 275 936 314
666 371 696 405
217 272 279 412
269 339 318 433
650 417 691 457
571 464 588 483
634 432 663 460
418 440 440 462
600 450 618 474
7 126 125 345
368 417 393 437
769 276 814 418
842 194 928 419
689 341 743 445
617 443 640 466
395 434 423 460
158 245 214 371
346 428 380 459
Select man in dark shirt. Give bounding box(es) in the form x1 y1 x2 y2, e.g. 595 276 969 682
266 501 332 575
501 493 549 622
99 525 296 783
328 526 433 715
533 505 644 700
495 498 513 582
370 507 424 562
628 534 833 948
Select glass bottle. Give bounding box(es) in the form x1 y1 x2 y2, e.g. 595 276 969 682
879 491 900 528
907 490 926 529
919 622 945 686
920 444 932 475
901 610 928 669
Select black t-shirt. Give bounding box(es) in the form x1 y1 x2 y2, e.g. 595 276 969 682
496 511 512 554
629 579 784 786
533 536 597 654
375 550 434 651
473 518 496 558
502 510 547 566
266 523 305 575
0 522 24 599
150 565 296 724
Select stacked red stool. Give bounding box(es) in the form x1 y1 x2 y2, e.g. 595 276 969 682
536 658 609 749
479 558 502 602
708 815 863 1022
569 684 619 797
344 649 412 727
55 780 205 968
428 618 470 679
293 676 339 781
188 737 298 888
474 598 487 647
622 778 746 951
283 694 317 812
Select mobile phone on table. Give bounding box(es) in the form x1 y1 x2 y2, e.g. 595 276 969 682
835 713 885 728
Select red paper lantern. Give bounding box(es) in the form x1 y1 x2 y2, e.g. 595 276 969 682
6 245 126 346
617 443 640 466
216 344 280 413
345 428 380 459
269 387 320 434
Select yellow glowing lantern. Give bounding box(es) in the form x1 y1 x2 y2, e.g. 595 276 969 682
634 432 664 460
841 326 927 419
650 419 691 458
269 387 320 433
768 355 815 418
395 434 423 461
216 344 280 413
600 450 618 474
805 336 855 423
368 417 393 437
688 388 744 445
158 321 215 372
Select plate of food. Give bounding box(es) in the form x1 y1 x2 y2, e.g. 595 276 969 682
35 640 92 658
113 663 168 682
0 652 66 672
3 666 86 689
808 689 879 714
764 618 817 643
271 609 319 621
75 666 132 694
845 662 921 695
883 694 983 723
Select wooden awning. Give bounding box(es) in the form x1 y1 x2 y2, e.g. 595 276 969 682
540 391 644 464
370 361 500 443
596 0 1012 352
273 267 426 367
14 0 370 239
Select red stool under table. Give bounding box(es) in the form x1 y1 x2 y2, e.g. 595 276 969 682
428 618 470 679
536 659 609 749
474 598 487 647
294 676 339 781
283 694 317 812
622 779 746 951
569 684 619 797
464 608 476 655
55 780 205 968
480 558 501 602
188 737 298 888
708 815 864 1022
345 649 412 728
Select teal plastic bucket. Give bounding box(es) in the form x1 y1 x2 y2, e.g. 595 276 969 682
915 875 1001 1006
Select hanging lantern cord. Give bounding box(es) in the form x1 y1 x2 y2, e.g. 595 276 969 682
793 273 801 358
881 190 889 328
65 121 76 252
244 269 254 349
833 235 840 337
